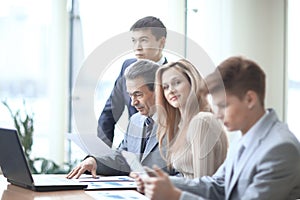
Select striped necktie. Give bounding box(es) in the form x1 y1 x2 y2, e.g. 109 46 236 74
141 117 154 153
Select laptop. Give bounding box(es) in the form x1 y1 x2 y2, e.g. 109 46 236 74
0 127 88 192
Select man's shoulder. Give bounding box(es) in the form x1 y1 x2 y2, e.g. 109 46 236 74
119 58 137 75
122 58 137 67
264 110 298 145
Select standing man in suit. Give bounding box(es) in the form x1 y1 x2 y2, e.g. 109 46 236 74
98 16 167 147
136 56 300 200
67 60 173 178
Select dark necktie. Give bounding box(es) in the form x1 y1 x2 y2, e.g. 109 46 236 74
141 117 154 153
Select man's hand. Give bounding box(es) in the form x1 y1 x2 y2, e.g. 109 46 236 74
143 166 182 200
66 157 97 179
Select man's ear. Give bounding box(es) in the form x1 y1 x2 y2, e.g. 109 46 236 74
159 37 166 49
245 90 257 109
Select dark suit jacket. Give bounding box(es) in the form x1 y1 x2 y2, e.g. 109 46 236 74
97 58 167 147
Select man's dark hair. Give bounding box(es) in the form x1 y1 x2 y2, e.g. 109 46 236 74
130 16 167 40
206 56 266 106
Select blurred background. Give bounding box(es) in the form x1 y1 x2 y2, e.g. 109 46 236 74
0 0 299 170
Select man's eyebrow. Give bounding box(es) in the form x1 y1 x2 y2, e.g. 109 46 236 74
128 91 143 95
138 36 149 39
133 91 143 94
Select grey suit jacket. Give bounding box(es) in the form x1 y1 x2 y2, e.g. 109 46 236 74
94 112 170 176
171 109 300 200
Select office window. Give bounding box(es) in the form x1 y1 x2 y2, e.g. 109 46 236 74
287 0 300 140
71 0 184 156
0 0 67 164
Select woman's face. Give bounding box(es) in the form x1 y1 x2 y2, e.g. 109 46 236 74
161 68 191 111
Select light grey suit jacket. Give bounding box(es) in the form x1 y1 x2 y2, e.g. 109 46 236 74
171 109 300 200
94 112 171 176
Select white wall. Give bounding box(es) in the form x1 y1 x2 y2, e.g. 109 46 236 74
187 0 286 120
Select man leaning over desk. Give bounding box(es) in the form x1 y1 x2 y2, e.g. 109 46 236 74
67 59 174 178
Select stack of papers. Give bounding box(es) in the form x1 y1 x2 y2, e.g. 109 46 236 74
86 190 148 200
77 175 136 190
78 175 134 182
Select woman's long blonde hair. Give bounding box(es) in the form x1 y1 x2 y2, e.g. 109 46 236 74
155 59 212 164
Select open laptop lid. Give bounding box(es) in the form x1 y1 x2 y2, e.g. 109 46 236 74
0 127 35 188
0 127 87 191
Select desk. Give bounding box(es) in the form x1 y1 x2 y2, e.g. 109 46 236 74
0 175 147 200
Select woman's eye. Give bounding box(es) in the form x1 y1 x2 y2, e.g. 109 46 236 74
171 80 180 86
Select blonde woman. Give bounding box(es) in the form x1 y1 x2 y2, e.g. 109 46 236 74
155 59 228 178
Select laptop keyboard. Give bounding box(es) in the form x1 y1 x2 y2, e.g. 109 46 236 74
32 175 82 186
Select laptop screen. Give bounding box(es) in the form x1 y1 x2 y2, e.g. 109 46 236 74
0 127 35 187
0 127 88 191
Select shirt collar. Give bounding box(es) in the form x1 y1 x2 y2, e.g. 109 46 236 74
145 113 157 123
239 109 269 149
156 56 165 66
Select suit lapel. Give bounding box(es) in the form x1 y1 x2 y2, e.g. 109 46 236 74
225 146 237 191
163 57 168 64
227 110 278 198
227 140 260 196
127 115 146 154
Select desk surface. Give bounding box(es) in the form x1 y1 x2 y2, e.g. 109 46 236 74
0 175 147 200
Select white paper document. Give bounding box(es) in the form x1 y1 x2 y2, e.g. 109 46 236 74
121 150 149 178
78 175 134 182
86 190 148 200
85 181 137 190
74 175 136 190
66 132 113 157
